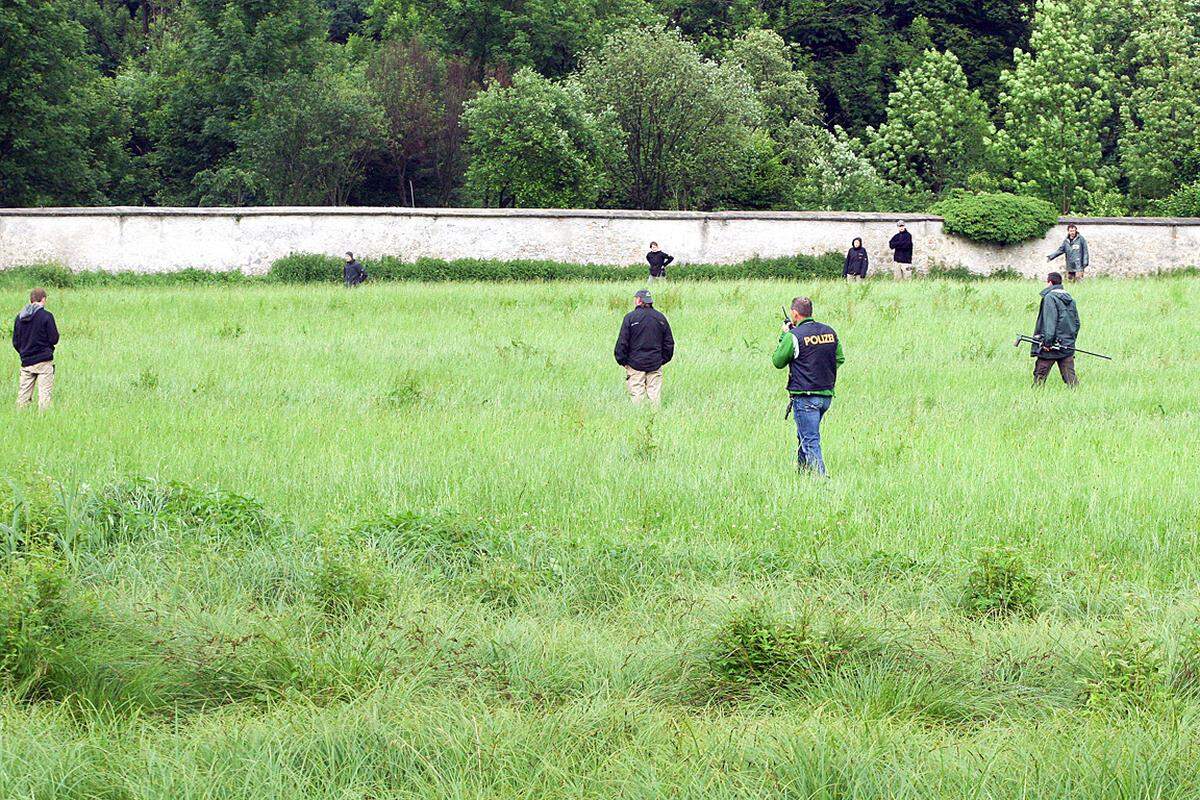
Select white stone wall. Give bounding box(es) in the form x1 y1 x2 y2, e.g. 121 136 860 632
0 207 1196 277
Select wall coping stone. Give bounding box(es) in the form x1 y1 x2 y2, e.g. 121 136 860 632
2 206 1197 227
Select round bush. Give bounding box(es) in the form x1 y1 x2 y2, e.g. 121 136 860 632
931 192 1059 245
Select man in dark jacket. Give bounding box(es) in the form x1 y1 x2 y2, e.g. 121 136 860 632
614 289 674 404
889 221 913 279
12 287 60 410
772 296 844 475
646 242 674 283
1031 272 1080 386
343 252 367 287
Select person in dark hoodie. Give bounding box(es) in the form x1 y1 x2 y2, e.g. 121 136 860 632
614 289 674 404
646 242 673 283
343 252 367 287
843 237 868 280
889 221 913 279
12 287 59 410
1031 272 1080 386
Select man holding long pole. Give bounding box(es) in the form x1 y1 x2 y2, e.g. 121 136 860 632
1030 272 1081 386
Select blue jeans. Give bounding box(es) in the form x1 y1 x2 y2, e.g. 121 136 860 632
792 394 833 475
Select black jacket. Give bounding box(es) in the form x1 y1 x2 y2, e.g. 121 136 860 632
344 260 367 286
1032 286 1080 360
12 304 59 367
614 305 674 372
843 246 868 277
646 251 674 277
889 230 913 263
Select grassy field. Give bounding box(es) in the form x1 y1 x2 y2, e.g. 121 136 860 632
2 276 1199 799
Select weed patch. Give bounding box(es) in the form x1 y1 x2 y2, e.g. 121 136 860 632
695 605 891 703
0 555 69 699
961 547 1041 618
93 478 278 542
1082 626 1166 711
312 540 391 617
352 512 492 569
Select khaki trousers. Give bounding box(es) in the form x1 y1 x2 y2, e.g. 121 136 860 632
624 366 663 404
892 263 913 280
17 360 55 410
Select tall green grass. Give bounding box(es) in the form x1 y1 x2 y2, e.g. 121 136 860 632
1 276 1199 798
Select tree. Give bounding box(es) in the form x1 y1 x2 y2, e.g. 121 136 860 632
0 0 130 205
462 68 613 207
723 28 820 137
1113 0 1200 206
578 25 760 209
790 126 916 212
237 65 385 205
995 0 1114 213
866 49 994 195
145 0 328 204
363 38 488 206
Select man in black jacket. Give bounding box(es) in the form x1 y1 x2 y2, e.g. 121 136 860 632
646 242 674 284
614 289 674 404
343 252 367 287
1031 272 1080 386
889 222 914 279
12 287 60 410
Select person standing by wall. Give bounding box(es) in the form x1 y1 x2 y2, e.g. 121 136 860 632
12 287 59 410
772 296 844 475
343 252 367 287
646 242 674 284
888 221 913 279
1048 224 1089 281
843 237 869 281
614 289 674 404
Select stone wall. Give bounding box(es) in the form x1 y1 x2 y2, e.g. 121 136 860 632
0 206 1197 277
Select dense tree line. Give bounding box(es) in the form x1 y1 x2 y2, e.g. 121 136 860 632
5 0 1200 214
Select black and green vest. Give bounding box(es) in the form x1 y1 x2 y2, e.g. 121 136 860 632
786 321 839 393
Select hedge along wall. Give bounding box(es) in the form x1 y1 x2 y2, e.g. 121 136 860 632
1 207 1198 277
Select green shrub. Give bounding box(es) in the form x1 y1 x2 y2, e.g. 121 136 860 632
931 192 1059 244
0 475 73 556
0 556 69 698
0 264 253 290
266 252 344 283
927 264 1021 281
1082 627 1165 711
272 253 843 283
93 478 277 542
1144 181 1200 217
698 605 887 702
960 547 1041 618
312 542 390 617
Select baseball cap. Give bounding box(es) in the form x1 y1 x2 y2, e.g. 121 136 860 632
635 289 653 304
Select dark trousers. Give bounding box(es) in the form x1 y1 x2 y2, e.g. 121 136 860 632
1033 357 1077 386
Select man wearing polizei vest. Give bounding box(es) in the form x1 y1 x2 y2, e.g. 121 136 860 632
773 296 844 475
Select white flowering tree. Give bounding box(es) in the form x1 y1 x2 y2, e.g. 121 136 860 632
865 49 994 195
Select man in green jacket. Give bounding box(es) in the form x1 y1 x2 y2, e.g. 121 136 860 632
772 297 844 475
1031 272 1080 386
